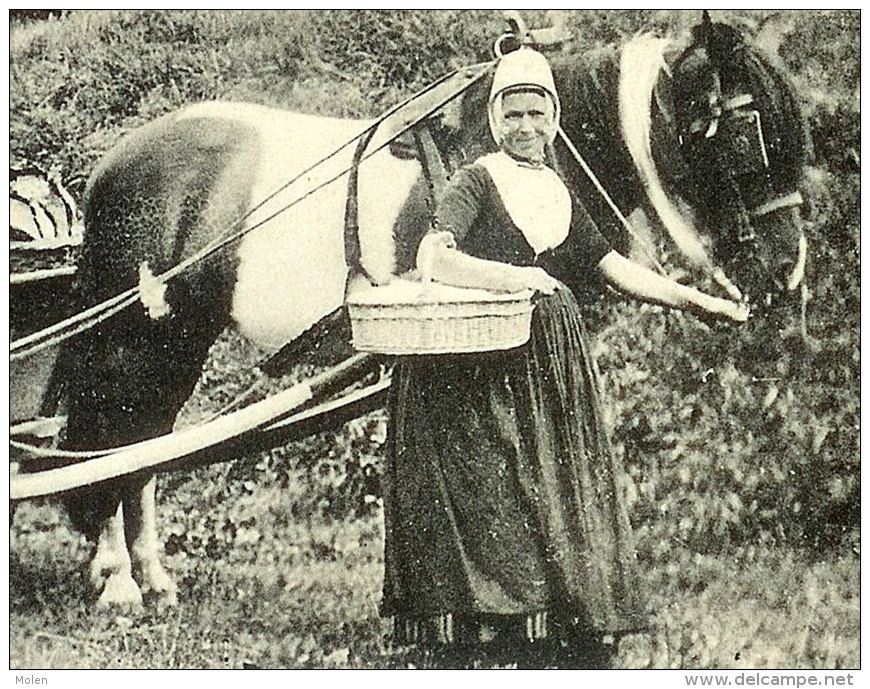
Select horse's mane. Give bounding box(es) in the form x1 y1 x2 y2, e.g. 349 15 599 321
619 35 711 270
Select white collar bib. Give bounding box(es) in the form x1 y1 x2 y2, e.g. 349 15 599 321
478 152 571 255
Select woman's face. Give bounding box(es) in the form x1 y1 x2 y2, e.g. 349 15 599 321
499 90 554 163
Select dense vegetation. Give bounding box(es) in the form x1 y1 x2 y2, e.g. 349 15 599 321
9 10 858 669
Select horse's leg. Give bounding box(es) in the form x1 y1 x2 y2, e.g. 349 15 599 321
62 478 144 607
124 475 177 605
60 313 222 607
90 500 143 608
61 110 261 607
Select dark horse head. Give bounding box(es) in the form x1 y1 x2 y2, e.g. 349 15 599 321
445 13 810 309
668 12 810 306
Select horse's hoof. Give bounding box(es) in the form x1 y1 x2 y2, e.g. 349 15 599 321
89 550 125 592
137 563 178 606
142 577 178 608
145 586 178 609
97 573 144 609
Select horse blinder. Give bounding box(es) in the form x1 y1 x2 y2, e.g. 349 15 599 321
684 96 806 299
685 94 769 179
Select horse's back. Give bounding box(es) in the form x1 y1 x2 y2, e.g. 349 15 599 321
82 105 258 298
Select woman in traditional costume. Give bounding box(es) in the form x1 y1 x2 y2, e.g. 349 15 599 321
381 48 747 667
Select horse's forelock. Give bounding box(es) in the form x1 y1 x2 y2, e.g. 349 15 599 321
706 21 750 69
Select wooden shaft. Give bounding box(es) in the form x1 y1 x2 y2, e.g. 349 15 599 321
10 354 381 500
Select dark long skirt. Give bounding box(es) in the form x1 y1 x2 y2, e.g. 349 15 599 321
382 288 646 650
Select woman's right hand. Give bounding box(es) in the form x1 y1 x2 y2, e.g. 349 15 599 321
522 266 560 295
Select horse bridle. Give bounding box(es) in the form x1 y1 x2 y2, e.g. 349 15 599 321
682 87 806 290
751 189 804 219
686 90 804 219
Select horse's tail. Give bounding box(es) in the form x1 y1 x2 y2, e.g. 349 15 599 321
47 337 128 537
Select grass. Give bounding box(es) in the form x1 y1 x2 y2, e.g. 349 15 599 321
10 498 859 670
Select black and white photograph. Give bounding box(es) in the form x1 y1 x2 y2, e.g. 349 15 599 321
8 8 860 675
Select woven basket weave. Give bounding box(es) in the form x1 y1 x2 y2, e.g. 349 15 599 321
346 276 534 355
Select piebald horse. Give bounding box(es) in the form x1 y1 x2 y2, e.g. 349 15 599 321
34 16 810 607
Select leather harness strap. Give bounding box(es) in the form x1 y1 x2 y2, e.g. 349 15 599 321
413 123 450 218
340 62 492 289
343 120 451 287
751 190 804 218
343 127 379 284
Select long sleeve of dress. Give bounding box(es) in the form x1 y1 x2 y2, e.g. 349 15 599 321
428 162 614 295
433 166 487 246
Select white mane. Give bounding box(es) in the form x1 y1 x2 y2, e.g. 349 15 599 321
618 35 711 271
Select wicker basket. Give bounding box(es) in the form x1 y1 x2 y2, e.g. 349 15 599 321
346 275 534 355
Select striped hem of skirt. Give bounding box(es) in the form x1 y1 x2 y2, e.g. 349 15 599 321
389 611 552 647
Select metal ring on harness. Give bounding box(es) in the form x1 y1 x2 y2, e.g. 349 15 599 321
493 33 519 58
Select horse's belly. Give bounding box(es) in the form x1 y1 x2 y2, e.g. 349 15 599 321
233 183 349 351
185 103 420 351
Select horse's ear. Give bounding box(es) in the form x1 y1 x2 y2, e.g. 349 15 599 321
694 10 713 48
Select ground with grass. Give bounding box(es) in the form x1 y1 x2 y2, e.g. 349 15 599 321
10 499 860 669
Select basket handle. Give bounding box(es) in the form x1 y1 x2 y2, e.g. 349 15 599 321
343 127 379 286
413 122 453 288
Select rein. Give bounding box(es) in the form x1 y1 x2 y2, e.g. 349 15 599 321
556 127 667 275
10 62 494 364
11 64 494 460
